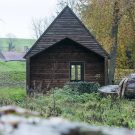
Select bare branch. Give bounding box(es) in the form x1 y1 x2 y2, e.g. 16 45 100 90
31 18 49 39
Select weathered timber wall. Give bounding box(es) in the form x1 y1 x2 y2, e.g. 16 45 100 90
30 39 105 91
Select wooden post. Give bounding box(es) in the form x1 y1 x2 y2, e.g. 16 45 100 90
26 57 30 95
105 57 108 85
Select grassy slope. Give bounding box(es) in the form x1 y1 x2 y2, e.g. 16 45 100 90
0 38 35 51
0 61 25 72
0 61 26 88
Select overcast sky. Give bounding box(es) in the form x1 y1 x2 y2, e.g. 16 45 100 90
0 0 58 39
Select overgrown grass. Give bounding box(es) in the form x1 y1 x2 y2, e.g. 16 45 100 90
0 87 135 129
0 61 135 128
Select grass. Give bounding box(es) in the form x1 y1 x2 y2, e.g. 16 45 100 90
0 61 25 72
0 61 26 88
0 88 26 103
0 87 135 129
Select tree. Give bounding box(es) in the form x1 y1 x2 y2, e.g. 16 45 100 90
109 1 120 84
6 33 16 51
31 17 49 39
57 0 78 12
109 0 135 84
77 0 135 84
31 1 79 39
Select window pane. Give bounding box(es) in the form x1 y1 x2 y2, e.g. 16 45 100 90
77 65 81 80
71 65 75 80
70 63 84 81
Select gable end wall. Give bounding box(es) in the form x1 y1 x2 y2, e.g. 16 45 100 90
29 40 105 92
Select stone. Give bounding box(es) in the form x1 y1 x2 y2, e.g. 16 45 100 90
0 106 135 135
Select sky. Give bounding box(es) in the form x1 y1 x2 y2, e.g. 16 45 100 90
0 0 58 39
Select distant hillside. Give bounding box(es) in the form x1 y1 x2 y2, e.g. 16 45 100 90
0 38 36 52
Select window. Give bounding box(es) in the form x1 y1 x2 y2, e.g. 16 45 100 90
70 62 84 81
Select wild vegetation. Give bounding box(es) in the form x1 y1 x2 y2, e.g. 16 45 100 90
0 61 134 128
0 35 134 130
0 86 135 129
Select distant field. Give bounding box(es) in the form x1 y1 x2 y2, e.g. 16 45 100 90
0 38 36 52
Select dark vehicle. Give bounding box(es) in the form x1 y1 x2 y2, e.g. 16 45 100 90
125 74 135 98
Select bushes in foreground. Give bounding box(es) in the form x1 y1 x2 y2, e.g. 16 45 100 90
0 87 135 128
65 81 100 93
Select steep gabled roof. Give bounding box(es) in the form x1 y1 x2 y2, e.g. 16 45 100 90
24 6 109 58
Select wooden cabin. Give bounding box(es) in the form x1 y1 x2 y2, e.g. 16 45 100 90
24 6 109 93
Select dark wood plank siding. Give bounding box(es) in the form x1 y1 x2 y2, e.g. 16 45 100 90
26 58 30 94
30 39 105 91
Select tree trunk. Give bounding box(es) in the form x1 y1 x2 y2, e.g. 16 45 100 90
109 1 120 84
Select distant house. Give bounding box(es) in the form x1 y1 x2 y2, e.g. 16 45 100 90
0 51 25 62
24 6 109 93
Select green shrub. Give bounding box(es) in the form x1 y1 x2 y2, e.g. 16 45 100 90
65 81 100 94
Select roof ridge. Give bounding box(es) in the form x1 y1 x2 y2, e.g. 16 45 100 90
24 6 70 58
66 7 109 57
24 6 109 58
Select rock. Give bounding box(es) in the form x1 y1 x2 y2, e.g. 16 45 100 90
0 106 39 116
0 106 135 135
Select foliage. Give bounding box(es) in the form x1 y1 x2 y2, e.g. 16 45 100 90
65 81 100 93
0 87 135 128
77 0 135 64
76 0 135 82
115 68 135 83
57 0 78 10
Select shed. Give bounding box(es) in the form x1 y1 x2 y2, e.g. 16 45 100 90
24 6 109 93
